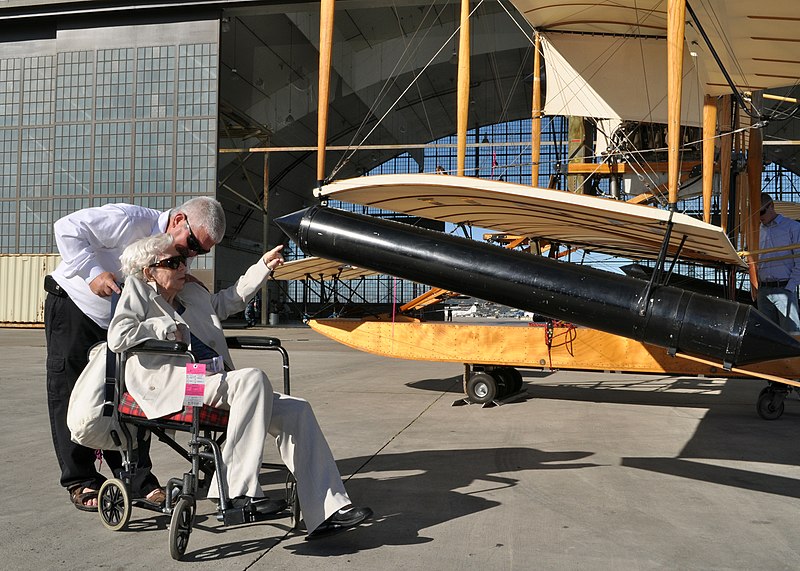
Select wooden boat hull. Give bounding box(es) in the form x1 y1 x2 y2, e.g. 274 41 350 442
308 318 800 379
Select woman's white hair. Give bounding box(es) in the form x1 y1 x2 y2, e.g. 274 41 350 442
120 234 175 280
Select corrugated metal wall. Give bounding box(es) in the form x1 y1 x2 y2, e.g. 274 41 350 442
0 255 61 326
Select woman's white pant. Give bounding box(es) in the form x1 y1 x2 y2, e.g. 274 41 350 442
203 367 351 532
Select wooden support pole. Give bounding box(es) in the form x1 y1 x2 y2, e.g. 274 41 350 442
531 32 542 187
718 95 733 232
666 0 686 208
746 92 764 295
456 0 470 177
734 105 744 248
702 95 717 224
317 0 335 186
261 152 270 325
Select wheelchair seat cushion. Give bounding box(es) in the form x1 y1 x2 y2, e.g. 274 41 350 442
119 392 229 430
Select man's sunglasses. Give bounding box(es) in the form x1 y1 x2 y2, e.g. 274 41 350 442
185 220 210 255
760 205 771 215
149 255 187 270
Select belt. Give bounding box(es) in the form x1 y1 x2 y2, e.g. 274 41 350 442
759 279 789 289
44 275 69 298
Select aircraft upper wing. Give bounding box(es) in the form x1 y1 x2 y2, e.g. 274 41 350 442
271 256 378 281
315 173 747 268
509 0 800 125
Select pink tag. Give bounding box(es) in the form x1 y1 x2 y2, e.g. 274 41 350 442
184 363 206 406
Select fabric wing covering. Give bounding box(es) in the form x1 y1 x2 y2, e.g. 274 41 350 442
272 256 378 282
509 0 800 124
315 173 746 268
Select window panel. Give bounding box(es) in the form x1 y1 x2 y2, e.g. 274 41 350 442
20 127 52 198
0 129 18 198
96 48 133 120
54 123 91 195
134 120 173 193
136 46 176 119
94 122 131 194
176 118 215 194
22 56 54 127
178 44 217 118
55 51 93 122
0 200 17 253
0 58 22 128
18 199 52 252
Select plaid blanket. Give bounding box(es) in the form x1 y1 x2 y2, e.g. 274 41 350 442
119 392 229 430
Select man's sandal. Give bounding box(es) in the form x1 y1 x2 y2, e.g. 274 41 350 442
142 487 166 507
69 486 99 512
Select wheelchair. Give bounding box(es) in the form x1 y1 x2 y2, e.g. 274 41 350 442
96 335 299 560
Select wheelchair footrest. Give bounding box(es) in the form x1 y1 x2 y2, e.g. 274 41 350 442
219 507 251 526
217 497 289 525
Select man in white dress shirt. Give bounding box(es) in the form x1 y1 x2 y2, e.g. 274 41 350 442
45 197 223 511
757 192 800 332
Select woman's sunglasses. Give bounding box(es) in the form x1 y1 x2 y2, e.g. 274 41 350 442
185 220 210 255
149 255 187 270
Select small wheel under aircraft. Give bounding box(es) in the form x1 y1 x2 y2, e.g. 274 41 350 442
489 369 511 399
98 478 131 531
757 387 786 420
506 367 523 393
169 496 195 561
493 367 523 395
466 372 498 404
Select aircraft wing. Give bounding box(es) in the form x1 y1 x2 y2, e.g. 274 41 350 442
315 173 746 268
509 0 800 124
271 256 378 281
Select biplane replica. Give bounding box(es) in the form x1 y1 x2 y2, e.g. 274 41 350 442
265 0 800 417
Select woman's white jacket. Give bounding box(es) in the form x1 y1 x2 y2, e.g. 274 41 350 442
107 260 272 419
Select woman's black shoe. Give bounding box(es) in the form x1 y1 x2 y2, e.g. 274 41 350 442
307 505 373 539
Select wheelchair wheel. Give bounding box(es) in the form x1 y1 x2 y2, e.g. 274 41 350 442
757 387 785 420
169 496 195 561
98 478 131 531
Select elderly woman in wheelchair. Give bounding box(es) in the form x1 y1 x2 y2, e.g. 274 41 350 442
108 233 371 540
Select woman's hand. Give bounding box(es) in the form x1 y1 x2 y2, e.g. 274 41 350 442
262 245 285 270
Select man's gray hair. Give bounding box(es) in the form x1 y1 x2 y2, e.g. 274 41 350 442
175 196 226 243
120 233 175 280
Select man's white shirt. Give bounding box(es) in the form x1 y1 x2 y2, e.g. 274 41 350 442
51 203 170 328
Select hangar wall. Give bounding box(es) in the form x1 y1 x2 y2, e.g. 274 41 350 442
0 17 220 324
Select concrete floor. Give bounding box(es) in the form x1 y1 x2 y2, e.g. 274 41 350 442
2 325 800 570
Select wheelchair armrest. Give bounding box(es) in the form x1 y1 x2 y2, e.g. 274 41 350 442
226 336 282 349
225 336 291 394
127 339 190 354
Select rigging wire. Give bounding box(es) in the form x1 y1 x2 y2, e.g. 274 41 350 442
329 0 487 181
633 0 658 125
333 0 444 171
686 1 761 122
475 2 528 128
693 1 799 122
323 0 794 218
